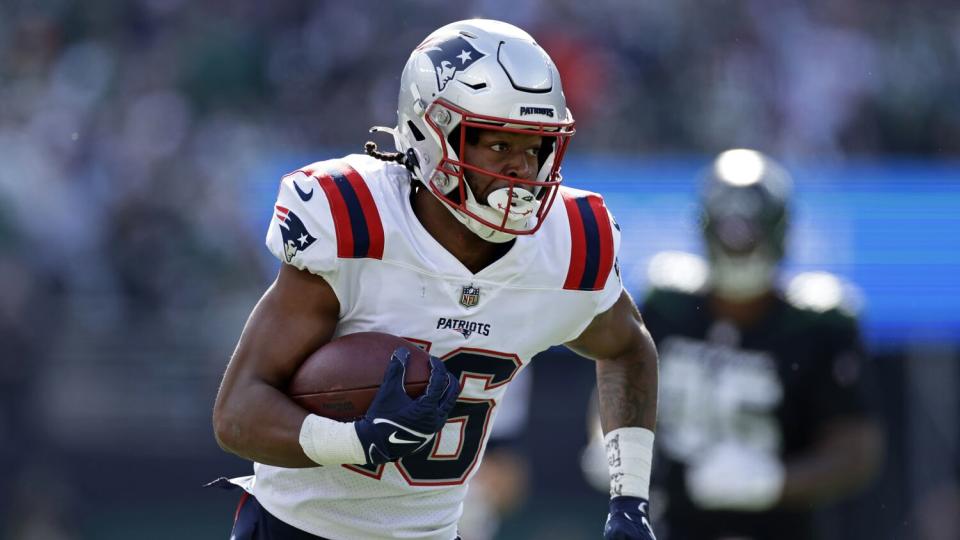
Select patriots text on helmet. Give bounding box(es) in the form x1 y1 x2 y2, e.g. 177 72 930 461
519 106 555 117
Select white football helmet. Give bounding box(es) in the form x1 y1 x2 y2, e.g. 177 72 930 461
382 19 575 243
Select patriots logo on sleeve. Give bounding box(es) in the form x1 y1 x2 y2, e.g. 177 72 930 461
421 35 485 92
275 205 316 262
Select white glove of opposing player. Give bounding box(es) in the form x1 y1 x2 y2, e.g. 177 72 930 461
580 428 611 493
685 442 785 511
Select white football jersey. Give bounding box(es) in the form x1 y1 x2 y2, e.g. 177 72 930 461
246 153 622 540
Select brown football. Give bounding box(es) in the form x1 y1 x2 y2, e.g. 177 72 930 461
287 332 431 421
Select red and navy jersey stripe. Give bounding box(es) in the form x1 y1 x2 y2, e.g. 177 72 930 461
305 163 385 259
562 190 615 291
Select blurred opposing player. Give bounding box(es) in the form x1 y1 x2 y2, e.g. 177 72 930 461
213 19 659 540
612 149 882 539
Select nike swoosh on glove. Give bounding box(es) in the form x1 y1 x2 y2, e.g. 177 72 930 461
604 496 657 540
354 348 460 465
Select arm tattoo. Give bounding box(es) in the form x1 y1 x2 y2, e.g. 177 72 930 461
596 338 658 432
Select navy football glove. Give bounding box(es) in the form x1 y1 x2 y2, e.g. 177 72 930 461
604 496 656 540
354 348 460 465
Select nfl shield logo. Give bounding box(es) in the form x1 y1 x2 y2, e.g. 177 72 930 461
460 284 480 308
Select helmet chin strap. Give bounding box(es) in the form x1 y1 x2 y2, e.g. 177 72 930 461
398 122 547 243
709 251 777 301
459 213 518 244
439 180 539 243
370 125 403 153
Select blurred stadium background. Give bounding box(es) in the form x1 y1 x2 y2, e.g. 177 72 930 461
1 0 958 538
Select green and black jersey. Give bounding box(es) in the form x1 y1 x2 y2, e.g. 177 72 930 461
641 269 870 540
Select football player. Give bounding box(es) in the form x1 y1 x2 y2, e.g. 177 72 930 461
631 149 882 539
213 19 658 540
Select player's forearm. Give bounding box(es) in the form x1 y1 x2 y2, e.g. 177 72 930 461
593 332 659 502
213 379 318 468
213 266 341 467
595 334 658 433
779 418 884 507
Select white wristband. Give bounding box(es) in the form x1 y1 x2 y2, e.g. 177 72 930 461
605 427 655 499
299 414 366 466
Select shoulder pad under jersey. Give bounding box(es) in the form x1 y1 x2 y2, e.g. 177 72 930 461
785 271 863 316
265 157 387 274
557 186 621 292
645 251 709 294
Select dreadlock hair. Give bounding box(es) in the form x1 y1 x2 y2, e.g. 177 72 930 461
364 125 490 187
364 141 406 166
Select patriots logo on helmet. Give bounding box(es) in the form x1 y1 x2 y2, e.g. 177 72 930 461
421 35 485 92
275 205 316 262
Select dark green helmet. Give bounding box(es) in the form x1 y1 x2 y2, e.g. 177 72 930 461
699 149 793 299
700 149 792 259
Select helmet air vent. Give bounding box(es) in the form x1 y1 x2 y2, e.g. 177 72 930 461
496 41 552 93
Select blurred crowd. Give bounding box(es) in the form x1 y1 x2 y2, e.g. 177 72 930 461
0 0 958 538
